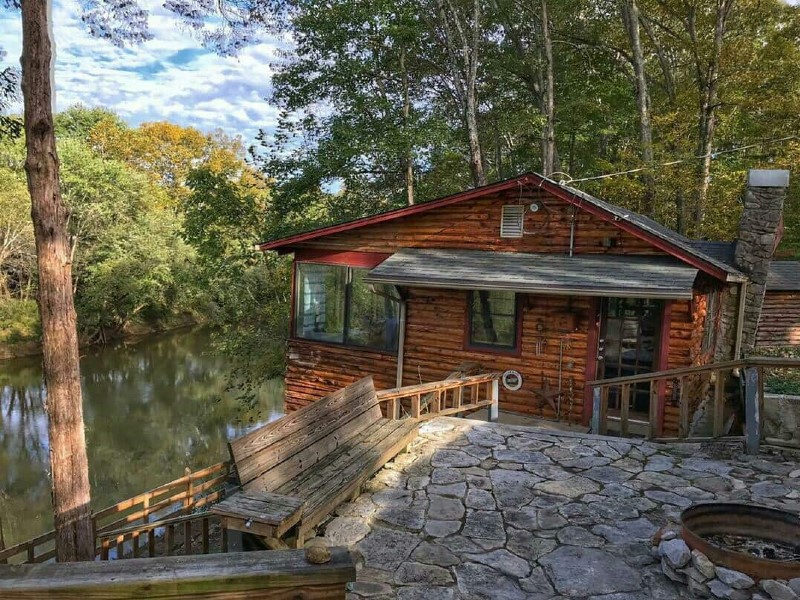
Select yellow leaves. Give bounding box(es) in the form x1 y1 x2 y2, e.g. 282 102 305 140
87 119 252 207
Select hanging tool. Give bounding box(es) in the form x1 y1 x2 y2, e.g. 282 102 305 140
535 320 547 355
556 336 572 419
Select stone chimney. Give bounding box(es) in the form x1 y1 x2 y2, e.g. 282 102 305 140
733 169 790 354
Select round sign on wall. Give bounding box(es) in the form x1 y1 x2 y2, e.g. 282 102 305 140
501 370 523 391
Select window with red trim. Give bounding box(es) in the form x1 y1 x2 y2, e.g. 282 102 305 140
467 290 519 350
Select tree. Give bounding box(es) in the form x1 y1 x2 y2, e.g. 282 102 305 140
8 0 266 562
20 0 94 561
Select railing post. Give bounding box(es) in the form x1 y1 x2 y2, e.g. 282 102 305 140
648 381 658 439
678 376 688 438
591 387 601 434
0 517 6 565
713 370 725 437
488 378 499 422
744 366 761 455
620 384 630 438
411 394 421 418
184 467 193 514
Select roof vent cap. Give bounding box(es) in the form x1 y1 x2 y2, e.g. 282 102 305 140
501 205 524 238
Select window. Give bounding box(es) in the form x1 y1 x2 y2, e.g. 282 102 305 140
468 290 518 350
294 262 399 352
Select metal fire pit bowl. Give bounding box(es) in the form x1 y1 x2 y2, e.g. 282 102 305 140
681 503 800 580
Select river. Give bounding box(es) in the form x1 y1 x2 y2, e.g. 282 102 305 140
0 328 284 547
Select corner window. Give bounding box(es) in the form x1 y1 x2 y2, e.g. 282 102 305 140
294 262 399 353
468 290 518 350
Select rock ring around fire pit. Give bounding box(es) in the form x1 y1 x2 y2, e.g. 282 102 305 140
652 503 800 600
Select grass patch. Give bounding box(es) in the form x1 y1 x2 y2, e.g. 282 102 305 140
0 299 41 344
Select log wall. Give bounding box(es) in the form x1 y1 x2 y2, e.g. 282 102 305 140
295 190 668 256
284 339 396 411
757 291 800 347
401 289 590 423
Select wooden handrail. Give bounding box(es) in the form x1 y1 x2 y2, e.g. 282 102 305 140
0 549 357 599
376 373 500 400
1 461 231 564
588 357 800 388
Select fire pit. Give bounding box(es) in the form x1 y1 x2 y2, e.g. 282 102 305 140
654 503 800 599
681 503 800 581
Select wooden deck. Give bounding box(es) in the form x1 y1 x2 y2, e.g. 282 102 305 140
0 373 500 564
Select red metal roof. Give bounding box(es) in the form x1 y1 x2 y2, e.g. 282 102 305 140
258 172 739 282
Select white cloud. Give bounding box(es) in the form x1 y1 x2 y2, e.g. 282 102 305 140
0 0 286 143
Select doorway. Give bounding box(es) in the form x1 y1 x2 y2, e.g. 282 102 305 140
599 298 662 419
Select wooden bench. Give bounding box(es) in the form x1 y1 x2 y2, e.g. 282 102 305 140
213 376 418 548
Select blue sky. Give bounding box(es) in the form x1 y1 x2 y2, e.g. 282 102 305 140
0 0 287 144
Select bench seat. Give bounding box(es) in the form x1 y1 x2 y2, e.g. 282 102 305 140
213 377 419 547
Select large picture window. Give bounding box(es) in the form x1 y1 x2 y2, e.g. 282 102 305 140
294 262 399 352
467 290 518 350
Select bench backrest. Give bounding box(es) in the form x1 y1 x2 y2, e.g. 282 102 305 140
230 376 382 493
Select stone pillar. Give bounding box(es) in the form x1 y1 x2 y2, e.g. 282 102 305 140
734 169 790 355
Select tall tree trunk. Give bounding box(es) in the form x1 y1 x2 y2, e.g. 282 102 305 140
20 0 94 562
400 47 414 205
540 0 556 177
464 0 485 186
689 0 733 231
621 0 655 215
438 0 486 187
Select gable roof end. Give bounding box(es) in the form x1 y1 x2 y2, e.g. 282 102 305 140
258 172 745 282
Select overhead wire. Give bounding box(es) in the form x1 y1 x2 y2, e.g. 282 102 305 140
555 135 798 187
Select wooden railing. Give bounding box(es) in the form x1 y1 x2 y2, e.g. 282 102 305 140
377 373 500 421
0 548 357 599
588 357 800 452
0 461 231 564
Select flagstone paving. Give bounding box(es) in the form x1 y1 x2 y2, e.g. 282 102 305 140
319 417 800 600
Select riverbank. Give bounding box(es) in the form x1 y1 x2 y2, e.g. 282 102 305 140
0 307 201 360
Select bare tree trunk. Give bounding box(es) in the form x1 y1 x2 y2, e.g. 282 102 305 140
621 0 655 215
20 0 94 562
540 0 556 177
438 0 486 187
689 0 734 230
400 47 414 205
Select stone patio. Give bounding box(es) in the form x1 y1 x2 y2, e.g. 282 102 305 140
318 417 800 600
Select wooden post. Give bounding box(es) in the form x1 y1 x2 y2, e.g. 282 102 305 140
221 526 229 554
101 537 110 561
620 384 631 438
744 366 761 455
648 381 658 439
713 370 725 437
488 379 499 422
202 518 210 555
0 517 6 565
184 467 193 515
599 387 609 435
411 394 421 418
591 387 601 434
758 366 765 442
389 398 399 420
166 524 174 557
676 376 687 438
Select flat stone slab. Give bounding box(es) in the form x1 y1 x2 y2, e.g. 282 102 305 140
540 546 642 597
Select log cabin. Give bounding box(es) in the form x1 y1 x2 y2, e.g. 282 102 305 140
758 261 800 347
259 170 792 437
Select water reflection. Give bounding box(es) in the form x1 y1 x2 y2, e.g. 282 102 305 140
0 328 284 546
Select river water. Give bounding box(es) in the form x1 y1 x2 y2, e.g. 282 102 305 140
0 328 284 546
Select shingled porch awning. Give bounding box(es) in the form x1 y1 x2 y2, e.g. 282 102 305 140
364 248 699 299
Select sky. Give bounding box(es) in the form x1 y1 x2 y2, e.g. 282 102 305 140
0 0 286 144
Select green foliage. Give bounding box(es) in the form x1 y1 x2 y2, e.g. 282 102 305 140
261 0 800 245
0 299 40 344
